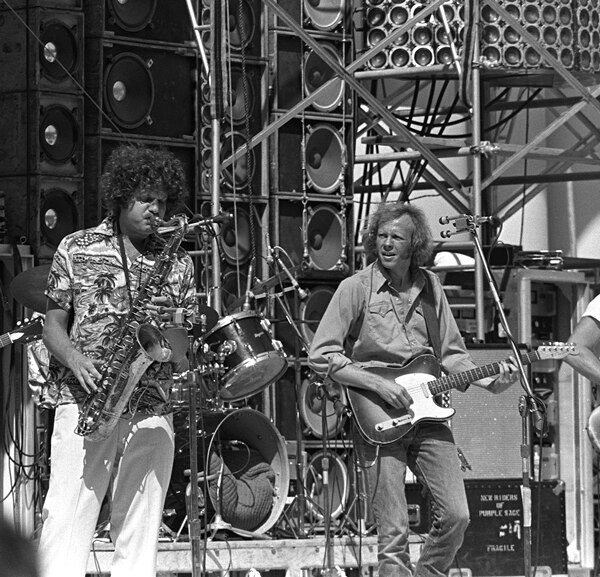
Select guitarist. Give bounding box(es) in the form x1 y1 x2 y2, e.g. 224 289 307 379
308 202 518 577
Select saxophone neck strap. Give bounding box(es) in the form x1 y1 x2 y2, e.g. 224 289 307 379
117 227 135 307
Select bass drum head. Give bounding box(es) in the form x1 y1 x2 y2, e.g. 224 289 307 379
304 449 349 521
165 409 289 536
299 374 346 439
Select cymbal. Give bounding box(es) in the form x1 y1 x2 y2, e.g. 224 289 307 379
10 264 51 314
227 264 302 312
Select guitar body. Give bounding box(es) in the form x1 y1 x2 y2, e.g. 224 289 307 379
344 344 577 446
346 355 455 445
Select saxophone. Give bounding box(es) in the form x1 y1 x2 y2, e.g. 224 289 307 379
75 216 188 441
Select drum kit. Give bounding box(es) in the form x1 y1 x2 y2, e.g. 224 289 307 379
9 261 295 539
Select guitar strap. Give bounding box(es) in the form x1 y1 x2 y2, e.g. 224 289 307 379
420 271 443 362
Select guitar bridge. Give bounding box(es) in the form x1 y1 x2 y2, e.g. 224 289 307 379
375 414 413 432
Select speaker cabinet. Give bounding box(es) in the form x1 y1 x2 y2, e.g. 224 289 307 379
0 7 84 93
450 345 531 480
274 31 351 115
84 40 197 140
275 117 353 196
272 198 352 276
453 479 568 576
0 6 84 256
0 175 83 258
85 1 198 46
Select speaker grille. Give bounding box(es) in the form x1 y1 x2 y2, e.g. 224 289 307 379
450 345 530 480
362 0 600 72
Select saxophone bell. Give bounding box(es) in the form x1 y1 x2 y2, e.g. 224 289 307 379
137 323 172 363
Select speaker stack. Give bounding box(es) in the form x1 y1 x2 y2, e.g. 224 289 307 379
363 0 463 70
269 0 355 348
362 0 600 74
82 0 199 228
266 0 356 536
197 0 268 313
0 0 85 260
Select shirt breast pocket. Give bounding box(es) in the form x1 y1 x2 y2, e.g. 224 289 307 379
368 302 394 318
366 302 396 341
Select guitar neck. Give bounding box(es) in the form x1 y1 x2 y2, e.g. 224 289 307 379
0 334 12 348
428 350 540 396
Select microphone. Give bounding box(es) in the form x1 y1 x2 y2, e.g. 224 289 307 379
267 244 307 300
242 257 255 312
210 212 234 225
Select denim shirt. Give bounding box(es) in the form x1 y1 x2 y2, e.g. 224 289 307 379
307 262 477 388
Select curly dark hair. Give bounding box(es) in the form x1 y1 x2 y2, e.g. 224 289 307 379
363 202 434 272
100 144 188 217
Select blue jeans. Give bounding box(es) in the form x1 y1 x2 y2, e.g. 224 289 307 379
354 422 469 577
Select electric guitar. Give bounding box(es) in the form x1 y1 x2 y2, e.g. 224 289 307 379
346 343 578 445
0 317 44 349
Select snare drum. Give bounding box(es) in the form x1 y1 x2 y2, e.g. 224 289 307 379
204 311 287 401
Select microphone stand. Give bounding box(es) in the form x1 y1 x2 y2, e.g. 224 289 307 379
270 280 344 575
188 315 207 577
315 381 349 577
444 215 540 577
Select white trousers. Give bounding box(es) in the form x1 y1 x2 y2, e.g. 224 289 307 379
38 404 175 577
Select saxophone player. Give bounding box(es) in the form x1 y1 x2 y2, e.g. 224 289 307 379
38 144 198 577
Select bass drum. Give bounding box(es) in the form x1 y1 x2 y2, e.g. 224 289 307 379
164 408 290 536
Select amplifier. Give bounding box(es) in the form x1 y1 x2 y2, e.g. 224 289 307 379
451 479 568 577
451 345 531 480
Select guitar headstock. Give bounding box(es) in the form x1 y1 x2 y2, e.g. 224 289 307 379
536 342 579 360
12 317 44 344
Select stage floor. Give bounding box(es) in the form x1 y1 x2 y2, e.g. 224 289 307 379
85 535 382 576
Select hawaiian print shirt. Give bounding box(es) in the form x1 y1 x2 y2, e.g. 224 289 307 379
45 216 197 415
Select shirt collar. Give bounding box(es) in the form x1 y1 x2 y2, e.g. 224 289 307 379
90 216 163 253
92 216 117 237
372 261 426 294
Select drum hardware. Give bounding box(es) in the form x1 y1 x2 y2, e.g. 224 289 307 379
227 263 302 312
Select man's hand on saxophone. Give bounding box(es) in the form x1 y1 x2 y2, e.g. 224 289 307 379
43 299 103 394
66 349 103 394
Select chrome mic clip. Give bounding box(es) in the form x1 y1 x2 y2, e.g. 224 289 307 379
439 214 500 237
217 340 237 361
